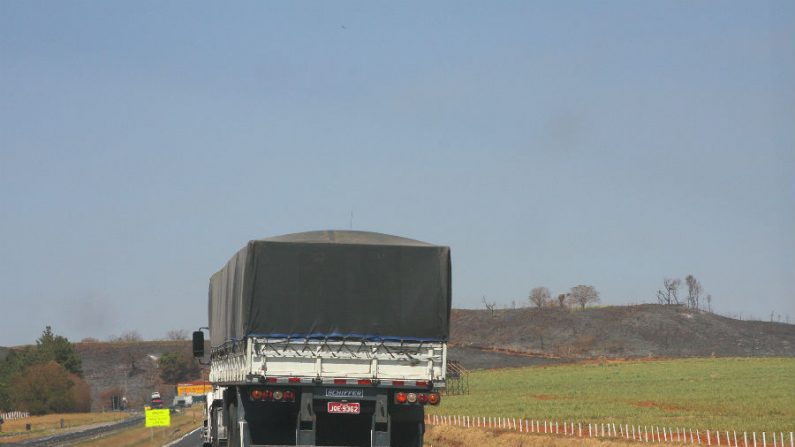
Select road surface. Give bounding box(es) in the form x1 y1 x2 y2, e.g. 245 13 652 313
166 427 202 447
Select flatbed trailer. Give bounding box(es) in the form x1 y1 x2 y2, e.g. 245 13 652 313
195 230 451 447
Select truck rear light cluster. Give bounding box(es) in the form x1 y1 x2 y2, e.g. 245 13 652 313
249 388 295 402
394 391 440 406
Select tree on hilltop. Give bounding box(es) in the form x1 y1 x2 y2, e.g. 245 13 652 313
685 275 702 309
166 329 188 341
657 278 681 305
569 285 600 309
481 295 496 317
557 293 569 309
529 287 551 308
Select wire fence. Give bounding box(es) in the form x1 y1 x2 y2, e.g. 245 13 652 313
426 414 794 447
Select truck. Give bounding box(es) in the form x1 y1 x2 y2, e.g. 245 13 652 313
193 230 451 447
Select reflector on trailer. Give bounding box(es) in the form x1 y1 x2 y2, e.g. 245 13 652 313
288 377 301 383
334 379 347 385
357 379 372 385
392 380 405 386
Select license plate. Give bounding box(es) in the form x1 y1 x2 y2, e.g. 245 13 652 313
327 402 361 414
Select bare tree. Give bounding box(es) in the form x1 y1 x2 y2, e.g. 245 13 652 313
481 295 496 317
110 330 142 342
569 285 600 309
529 287 551 308
166 329 188 341
657 278 681 305
706 294 712 313
685 275 702 309
557 293 568 309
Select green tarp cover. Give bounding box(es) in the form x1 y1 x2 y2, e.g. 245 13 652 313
208 230 451 348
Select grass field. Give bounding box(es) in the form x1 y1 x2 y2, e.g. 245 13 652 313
0 412 129 443
427 357 795 433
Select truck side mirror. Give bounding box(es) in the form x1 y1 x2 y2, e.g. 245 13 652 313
192 331 205 358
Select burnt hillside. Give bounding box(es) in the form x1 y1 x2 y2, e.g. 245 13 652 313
75 340 201 411
450 304 795 364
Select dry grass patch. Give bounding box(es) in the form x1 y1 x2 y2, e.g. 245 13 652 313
74 408 203 447
424 425 681 447
0 412 129 443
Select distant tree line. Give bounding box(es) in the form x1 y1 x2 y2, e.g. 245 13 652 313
0 327 90 414
527 285 600 310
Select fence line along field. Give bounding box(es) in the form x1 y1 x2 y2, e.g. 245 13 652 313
428 357 794 433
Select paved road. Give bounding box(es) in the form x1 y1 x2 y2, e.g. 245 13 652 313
21 415 146 446
166 427 202 447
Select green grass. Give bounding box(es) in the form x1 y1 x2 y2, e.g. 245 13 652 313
429 357 795 433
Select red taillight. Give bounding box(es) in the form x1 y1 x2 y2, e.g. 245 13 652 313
357 379 372 385
428 392 440 405
417 393 429 404
250 389 263 400
283 390 295 401
334 379 347 385
392 380 405 386
288 377 301 383
263 390 273 400
395 392 407 404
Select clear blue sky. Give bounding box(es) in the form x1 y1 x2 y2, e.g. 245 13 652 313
1 1 793 346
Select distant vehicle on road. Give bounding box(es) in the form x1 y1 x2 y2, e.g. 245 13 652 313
194 230 451 447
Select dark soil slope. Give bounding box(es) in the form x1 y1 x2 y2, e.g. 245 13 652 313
450 304 795 362
75 340 197 411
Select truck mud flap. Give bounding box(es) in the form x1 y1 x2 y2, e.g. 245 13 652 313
371 394 391 447
297 391 316 446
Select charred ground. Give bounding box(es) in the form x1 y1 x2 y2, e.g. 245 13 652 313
450 304 795 368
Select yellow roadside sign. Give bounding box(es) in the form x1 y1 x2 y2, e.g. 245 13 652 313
145 409 171 427
177 383 212 396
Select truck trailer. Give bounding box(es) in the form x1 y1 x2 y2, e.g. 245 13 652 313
193 230 451 447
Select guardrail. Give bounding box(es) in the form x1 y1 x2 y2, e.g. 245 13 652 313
426 414 794 447
1 411 29 421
